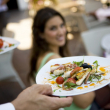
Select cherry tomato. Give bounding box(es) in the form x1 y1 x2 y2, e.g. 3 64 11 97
67 78 76 84
70 67 82 77
56 76 64 84
0 39 3 48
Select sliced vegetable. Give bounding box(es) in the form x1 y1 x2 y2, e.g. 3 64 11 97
76 72 85 79
70 67 82 77
76 68 91 85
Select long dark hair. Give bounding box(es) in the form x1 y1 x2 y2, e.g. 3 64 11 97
28 7 70 81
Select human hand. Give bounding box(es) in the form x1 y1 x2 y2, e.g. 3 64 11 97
12 84 73 110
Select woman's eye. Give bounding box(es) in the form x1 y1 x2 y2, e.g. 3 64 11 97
61 23 64 28
50 26 56 30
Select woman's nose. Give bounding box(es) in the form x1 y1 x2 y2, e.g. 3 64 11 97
58 28 64 35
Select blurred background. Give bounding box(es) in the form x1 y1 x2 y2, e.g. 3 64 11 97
0 0 110 109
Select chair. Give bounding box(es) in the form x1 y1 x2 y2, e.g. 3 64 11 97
81 0 110 30
81 26 110 56
84 0 103 13
81 14 110 30
0 29 26 89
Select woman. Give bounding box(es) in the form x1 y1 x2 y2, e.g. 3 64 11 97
28 7 95 110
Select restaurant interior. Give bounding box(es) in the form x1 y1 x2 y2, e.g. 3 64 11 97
0 0 110 109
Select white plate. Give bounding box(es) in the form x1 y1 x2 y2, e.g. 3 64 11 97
36 56 110 96
0 37 20 54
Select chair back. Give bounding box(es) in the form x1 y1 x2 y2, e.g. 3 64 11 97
84 0 103 13
81 26 110 56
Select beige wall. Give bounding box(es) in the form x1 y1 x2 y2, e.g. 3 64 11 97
58 0 72 3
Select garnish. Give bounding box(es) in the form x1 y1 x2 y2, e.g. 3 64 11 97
53 89 57 92
0 49 3 52
56 84 62 88
73 59 84 66
93 60 99 72
65 82 77 89
89 74 101 82
50 74 58 79
5 46 8 48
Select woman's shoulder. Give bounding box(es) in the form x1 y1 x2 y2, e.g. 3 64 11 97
45 52 61 63
37 52 61 68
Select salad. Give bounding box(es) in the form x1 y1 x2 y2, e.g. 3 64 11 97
48 59 107 91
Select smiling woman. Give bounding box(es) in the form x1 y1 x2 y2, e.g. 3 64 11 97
28 7 95 110
28 7 69 82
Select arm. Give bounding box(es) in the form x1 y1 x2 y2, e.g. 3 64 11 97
73 91 95 109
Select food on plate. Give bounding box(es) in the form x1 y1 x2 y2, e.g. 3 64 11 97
0 39 3 48
0 38 15 51
56 76 64 84
53 65 65 75
48 59 107 91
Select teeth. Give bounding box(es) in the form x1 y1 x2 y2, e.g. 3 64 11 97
57 37 64 41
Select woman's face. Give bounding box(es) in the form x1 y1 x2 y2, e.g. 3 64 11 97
42 16 66 47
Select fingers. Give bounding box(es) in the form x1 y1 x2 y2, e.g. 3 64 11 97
40 84 53 95
32 84 53 95
55 97 73 108
47 96 73 109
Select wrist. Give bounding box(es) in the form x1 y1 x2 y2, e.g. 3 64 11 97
11 100 19 110
11 99 25 110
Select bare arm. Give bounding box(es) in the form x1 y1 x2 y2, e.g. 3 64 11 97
73 91 95 109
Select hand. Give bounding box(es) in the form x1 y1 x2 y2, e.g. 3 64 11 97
12 84 73 110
